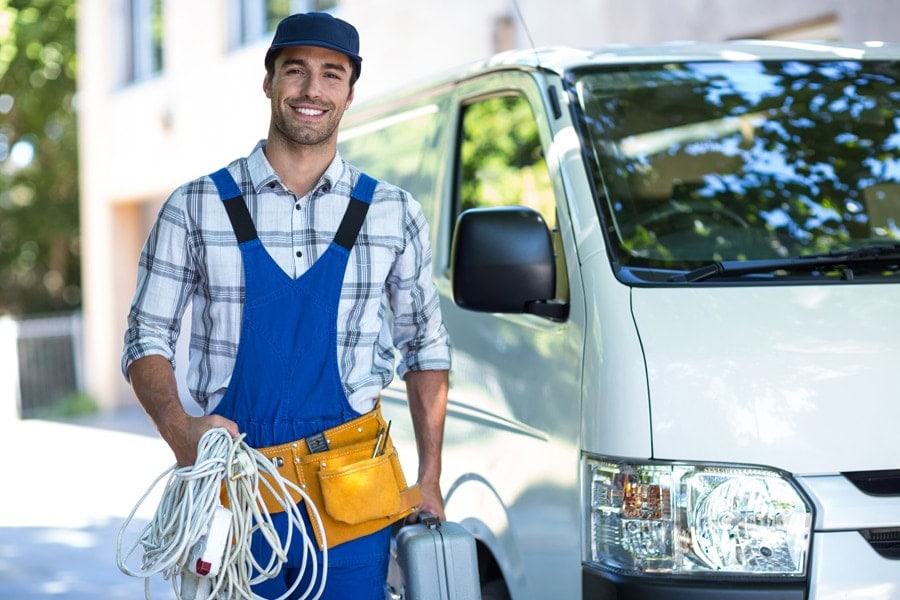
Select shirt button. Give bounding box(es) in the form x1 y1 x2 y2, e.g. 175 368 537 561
296 250 302 258
294 203 300 210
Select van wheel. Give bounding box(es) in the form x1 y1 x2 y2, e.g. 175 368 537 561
481 579 511 600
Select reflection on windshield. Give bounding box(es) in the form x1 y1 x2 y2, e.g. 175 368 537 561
572 60 900 278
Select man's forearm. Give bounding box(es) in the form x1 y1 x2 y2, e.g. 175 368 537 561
128 355 192 455
404 369 449 486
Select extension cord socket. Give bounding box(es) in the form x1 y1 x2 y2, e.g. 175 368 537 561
180 571 212 600
188 505 233 578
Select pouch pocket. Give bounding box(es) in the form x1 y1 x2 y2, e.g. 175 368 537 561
318 452 401 525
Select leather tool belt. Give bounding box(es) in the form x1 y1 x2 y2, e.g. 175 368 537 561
222 404 421 550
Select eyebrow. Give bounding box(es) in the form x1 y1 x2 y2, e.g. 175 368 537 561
280 58 348 73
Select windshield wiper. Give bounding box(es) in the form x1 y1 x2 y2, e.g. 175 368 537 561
671 243 900 282
806 243 900 261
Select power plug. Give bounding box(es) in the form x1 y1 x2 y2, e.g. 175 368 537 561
188 505 233 578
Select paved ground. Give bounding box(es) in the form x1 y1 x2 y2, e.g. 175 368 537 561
0 407 184 598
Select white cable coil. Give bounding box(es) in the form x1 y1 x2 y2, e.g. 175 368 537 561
116 427 327 599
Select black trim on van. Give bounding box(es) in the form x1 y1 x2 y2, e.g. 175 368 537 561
582 567 806 600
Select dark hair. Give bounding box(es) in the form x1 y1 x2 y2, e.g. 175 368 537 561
265 49 361 87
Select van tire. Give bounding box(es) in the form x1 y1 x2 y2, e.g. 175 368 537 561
481 579 511 600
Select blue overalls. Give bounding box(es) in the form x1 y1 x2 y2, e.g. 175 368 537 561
208 167 391 599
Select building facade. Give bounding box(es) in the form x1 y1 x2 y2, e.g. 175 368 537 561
77 0 900 410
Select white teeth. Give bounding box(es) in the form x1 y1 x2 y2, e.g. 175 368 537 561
295 107 324 116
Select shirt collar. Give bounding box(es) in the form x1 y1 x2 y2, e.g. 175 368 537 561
247 140 345 197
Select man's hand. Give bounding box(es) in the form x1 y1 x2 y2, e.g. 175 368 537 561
165 413 240 466
412 478 446 522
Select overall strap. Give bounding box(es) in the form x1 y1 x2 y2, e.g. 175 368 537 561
334 173 376 251
209 168 376 249
210 168 257 244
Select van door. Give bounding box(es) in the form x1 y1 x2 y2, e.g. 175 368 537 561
433 71 586 599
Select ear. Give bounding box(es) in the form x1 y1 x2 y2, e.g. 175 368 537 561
263 73 273 98
346 86 354 109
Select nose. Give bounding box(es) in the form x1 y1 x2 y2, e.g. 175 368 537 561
299 73 323 99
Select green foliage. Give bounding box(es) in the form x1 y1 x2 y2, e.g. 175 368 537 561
32 390 99 420
0 0 80 316
460 95 555 224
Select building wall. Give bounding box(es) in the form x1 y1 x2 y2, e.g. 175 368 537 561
77 0 900 410
521 0 899 46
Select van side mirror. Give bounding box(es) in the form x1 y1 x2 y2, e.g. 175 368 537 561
450 206 568 320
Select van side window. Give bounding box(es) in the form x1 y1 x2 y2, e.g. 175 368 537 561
339 105 441 223
459 95 556 226
457 94 568 300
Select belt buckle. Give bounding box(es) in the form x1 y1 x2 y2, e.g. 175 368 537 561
305 431 330 454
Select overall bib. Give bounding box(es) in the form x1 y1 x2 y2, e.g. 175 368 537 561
209 167 391 599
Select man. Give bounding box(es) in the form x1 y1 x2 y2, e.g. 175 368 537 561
122 12 451 598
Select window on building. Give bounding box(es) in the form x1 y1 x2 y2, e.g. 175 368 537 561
229 0 339 49
117 0 164 85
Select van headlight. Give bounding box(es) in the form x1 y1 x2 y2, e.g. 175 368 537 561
584 457 812 577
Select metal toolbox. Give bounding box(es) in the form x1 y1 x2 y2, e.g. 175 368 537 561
386 514 481 600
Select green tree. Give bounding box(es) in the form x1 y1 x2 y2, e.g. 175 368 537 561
0 0 79 316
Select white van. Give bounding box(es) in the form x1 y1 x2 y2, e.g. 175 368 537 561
339 41 900 599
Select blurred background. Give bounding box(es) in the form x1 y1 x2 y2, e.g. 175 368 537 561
2 0 899 422
0 0 898 597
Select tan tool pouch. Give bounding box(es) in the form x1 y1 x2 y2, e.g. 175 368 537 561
222 404 420 550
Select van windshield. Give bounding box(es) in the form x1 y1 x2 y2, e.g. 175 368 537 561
570 59 900 282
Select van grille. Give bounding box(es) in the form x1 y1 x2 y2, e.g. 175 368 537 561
843 470 900 496
860 528 900 559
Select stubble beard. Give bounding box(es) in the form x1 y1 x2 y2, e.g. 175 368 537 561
273 101 341 148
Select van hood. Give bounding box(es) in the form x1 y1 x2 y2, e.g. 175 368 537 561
631 284 900 475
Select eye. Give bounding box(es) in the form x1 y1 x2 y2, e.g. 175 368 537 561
281 64 305 76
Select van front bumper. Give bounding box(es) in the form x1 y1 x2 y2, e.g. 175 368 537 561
581 568 806 600
583 525 900 600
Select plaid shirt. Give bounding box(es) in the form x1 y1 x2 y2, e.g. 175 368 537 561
122 142 451 414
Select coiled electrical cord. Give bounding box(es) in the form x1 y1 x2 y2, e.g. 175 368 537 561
116 427 327 599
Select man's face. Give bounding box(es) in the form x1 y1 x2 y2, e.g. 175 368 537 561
264 45 355 148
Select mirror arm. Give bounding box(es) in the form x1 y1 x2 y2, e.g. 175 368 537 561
524 300 570 321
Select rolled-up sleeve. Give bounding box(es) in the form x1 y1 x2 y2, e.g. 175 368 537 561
121 188 198 380
389 194 451 379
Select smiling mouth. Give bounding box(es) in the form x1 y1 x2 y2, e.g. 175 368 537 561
294 106 326 117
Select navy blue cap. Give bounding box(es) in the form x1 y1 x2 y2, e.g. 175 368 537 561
265 12 362 77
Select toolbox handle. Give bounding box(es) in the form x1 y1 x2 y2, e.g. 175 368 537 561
417 511 441 529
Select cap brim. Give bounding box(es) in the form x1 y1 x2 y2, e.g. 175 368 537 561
266 41 362 66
